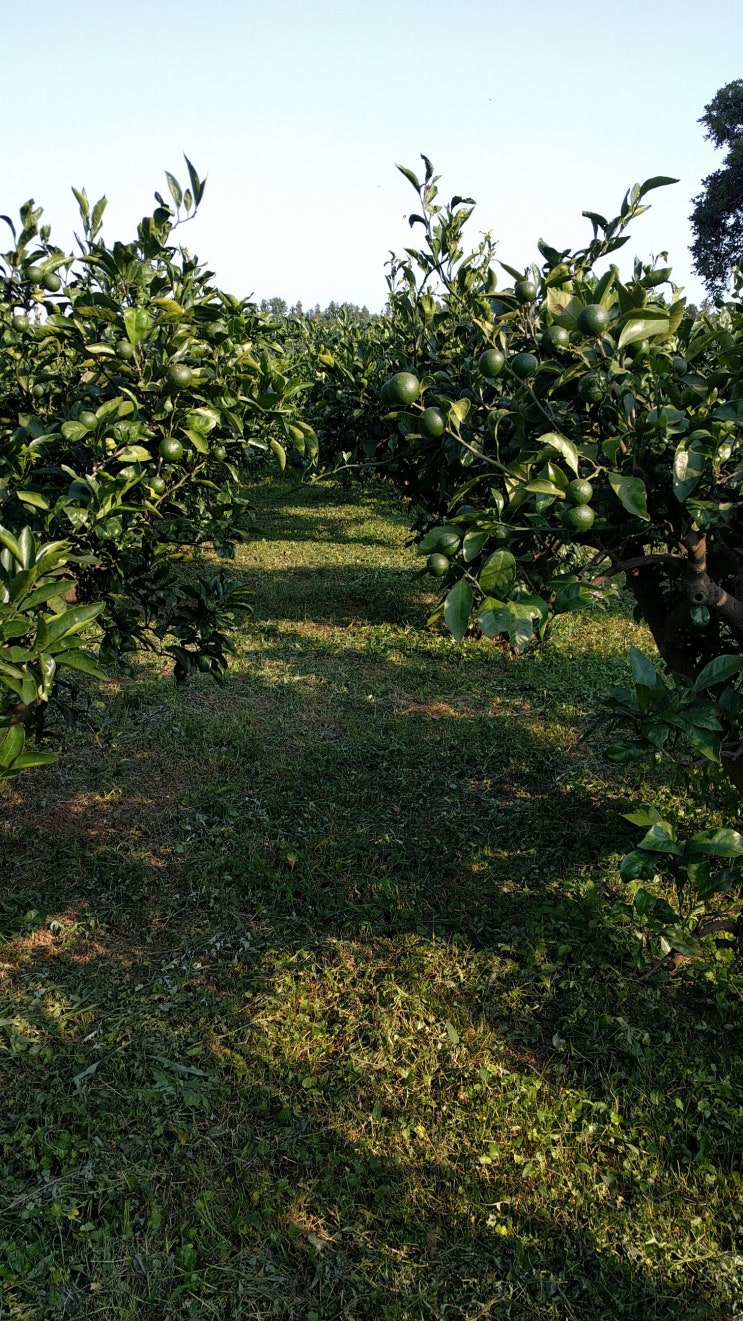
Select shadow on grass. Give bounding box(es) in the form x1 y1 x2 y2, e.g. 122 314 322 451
1 592 741 1317
0 1059 717 1319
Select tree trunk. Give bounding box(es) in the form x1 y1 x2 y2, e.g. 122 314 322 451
625 541 743 798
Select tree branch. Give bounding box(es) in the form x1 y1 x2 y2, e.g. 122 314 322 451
588 552 684 586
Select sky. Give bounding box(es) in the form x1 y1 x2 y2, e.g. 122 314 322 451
2 0 741 311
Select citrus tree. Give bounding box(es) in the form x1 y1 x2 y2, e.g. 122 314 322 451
338 158 743 963
1 159 316 682
362 161 743 805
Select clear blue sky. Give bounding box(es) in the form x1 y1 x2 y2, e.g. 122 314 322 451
3 0 741 309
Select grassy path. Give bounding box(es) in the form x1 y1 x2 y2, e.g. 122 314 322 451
1 480 742 1319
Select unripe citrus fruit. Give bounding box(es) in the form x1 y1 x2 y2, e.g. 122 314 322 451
578 372 605 402
148 475 167 494
511 352 538 379
565 478 594 506
384 372 421 406
541 324 570 352
576 372 605 401
514 278 537 304
212 444 227 461
26 265 44 285
478 348 505 378
626 339 649 360
42 271 62 292
116 339 135 360
435 529 461 556
560 503 595 532
420 406 446 437
576 304 610 337
159 437 184 461
427 552 450 576
98 516 123 540
165 362 194 390
79 410 98 430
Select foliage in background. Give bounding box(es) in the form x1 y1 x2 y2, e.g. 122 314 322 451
690 79 743 299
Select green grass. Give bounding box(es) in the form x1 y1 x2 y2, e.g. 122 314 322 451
1 478 742 1320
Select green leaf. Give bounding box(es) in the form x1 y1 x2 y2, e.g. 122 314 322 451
552 581 599 613
462 530 487 562
545 287 582 323
633 887 657 916
183 429 209 454
638 176 679 197
637 821 682 854
61 421 89 442
476 597 510 639
476 598 538 651
396 164 421 190
713 399 743 422
499 261 525 281
123 307 151 345
269 439 286 471
617 313 670 349
418 525 460 555
479 550 515 594
22 581 73 612
185 406 220 435
443 578 473 643
17 528 35 570
690 828 743 857
623 805 663 827
538 432 579 474
184 155 206 206
11 750 58 770
56 650 107 680
526 479 563 496
16 490 50 511
165 170 182 208
0 724 24 769
45 601 104 644
685 724 721 762
152 297 184 318
0 528 23 564
694 655 743 692
608 472 650 520
630 646 663 689
447 398 471 428
620 849 655 882
672 441 706 503
117 445 152 463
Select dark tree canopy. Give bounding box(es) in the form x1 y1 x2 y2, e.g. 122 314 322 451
690 80 743 298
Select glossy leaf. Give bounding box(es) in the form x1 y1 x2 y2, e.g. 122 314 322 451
443 578 473 644
693 655 743 692
608 472 650 520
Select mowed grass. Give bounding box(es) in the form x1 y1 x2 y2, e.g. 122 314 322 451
1 478 742 1320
